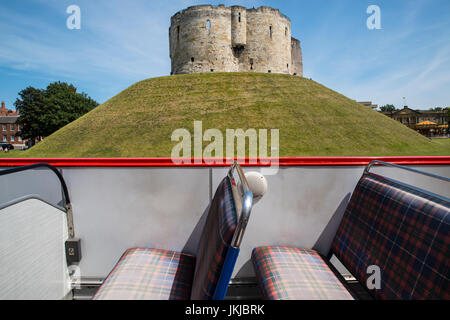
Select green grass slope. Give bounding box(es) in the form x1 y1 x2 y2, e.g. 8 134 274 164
21 73 449 157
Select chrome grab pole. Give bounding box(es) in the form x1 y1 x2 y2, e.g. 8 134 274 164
365 160 450 183
228 161 254 249
0 163 81 265
0 163 75 238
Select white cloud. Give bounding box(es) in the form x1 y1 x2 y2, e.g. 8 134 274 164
304 0 450 109
0 0 448 108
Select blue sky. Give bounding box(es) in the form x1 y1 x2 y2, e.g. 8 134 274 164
0 0 449 110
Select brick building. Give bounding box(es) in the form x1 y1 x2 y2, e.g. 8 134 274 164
0 101 25 149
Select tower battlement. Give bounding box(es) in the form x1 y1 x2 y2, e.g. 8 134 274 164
169 5 303 76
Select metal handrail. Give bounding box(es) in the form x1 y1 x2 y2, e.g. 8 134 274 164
228 161 254 248
0 163 75 238
364 160 450 183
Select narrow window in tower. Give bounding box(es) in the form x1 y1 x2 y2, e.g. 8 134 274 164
287 64 289 69
206 20 211 34
238 12 241 23
269 26 273 39
191 57 195 63
285 27 288 36
177 26 180 41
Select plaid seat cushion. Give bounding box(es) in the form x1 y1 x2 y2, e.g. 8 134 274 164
331 173 450 300
252 246 354 300
190 177 238 300
93 248 196 300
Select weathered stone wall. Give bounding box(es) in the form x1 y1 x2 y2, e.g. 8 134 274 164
231 6 247 47
291 37 303 76
169 5 303 76
243 6 292 74
170 5 236 74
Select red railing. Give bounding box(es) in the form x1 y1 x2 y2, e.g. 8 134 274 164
0 157 449 167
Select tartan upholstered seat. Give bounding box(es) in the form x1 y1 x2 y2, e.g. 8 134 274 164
93 248 196 300
252 247 354 300
252 170 449 300
94 176 239 300
331 173 450 300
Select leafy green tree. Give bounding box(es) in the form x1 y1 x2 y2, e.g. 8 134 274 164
42 82 98 135
14 87 46 141
15 82 98 143
380 104 397 112
447 108 450 134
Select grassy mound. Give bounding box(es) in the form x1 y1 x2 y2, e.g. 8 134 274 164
20 73 449 157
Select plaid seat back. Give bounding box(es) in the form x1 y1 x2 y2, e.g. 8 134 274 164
331 173 450 300
190 177 238 300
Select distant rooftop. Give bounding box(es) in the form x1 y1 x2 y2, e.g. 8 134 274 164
358 101 378 109
0 116 18 124
0 101 18 117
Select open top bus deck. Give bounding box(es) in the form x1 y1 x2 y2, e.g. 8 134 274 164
0 157 449 300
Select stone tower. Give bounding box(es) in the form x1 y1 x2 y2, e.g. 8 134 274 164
169 5 303 76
